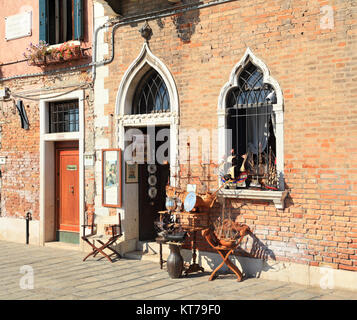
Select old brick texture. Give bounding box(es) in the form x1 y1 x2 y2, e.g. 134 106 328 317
101 0 357 270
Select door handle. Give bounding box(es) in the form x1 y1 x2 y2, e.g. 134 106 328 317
69 185 74 194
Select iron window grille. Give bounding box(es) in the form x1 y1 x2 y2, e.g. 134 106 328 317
49 99 79 133
132 69 170 114
226 61 278 189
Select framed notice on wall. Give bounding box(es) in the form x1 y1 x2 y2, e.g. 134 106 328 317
102 149 122 208
125 162 138 183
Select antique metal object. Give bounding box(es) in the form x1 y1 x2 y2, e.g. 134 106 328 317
164 231 187 242
165 197 176 211
166 243 184 279
147 164 157 174
184 192 196 212
148 186 157 199
139 21 153 42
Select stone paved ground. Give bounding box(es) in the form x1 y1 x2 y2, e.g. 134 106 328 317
1 240 357 301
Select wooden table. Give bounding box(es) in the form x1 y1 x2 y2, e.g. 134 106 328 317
183 226 204 275
155 237 167 269
157 210 209 275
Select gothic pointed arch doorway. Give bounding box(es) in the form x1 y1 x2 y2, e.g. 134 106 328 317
116 43 179 243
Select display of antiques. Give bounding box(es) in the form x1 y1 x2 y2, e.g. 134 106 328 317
156 142 232 241
201 199 250 281
154 210 187 242
154 142 255 281
165 142 225 214
202 226 249 281
219 146 278 190
212 200 250 248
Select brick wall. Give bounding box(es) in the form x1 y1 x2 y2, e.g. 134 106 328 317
0 77 40 220
0 71 94 222
102 0 357 271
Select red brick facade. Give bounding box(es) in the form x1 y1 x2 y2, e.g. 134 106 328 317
102 0 357 271
0 0 356 275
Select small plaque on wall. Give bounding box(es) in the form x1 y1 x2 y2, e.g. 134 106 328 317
84 154 94 167
5 11 32 41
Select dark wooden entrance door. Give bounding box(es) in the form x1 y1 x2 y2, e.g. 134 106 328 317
138 127 170 241
56 142 79 240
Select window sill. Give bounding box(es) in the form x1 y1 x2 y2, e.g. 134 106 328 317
28 41 84 67
217 188 289 210
43 132 80 141
47 40 81 50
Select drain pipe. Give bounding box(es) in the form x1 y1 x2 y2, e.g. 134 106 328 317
91 0 239 82
0 0 238 83
0 0 237 83
25 212 32 245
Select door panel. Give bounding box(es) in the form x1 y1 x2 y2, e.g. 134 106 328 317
56 149 79 233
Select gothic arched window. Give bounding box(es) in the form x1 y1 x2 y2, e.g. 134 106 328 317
226 61 277 188
132 69 170 114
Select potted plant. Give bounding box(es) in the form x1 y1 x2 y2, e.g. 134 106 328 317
23 40 50 66
57 42 82 61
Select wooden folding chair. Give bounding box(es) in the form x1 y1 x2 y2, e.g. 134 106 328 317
81 213 123 263
202 226 249 281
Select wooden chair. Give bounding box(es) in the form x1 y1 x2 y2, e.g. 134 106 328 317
82 212 123 263
201 226 249 281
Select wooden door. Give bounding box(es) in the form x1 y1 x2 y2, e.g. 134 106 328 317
56 148 79 233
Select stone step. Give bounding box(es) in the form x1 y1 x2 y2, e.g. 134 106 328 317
123 250 168 265
136 240 171 255
124 241 170 265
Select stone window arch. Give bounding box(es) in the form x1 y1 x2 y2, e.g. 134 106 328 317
218 48 286 208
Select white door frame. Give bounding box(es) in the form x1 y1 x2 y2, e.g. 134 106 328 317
39 89 85 245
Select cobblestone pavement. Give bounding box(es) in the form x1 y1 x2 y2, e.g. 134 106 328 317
1 240 357 301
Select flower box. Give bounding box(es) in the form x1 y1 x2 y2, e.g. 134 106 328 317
24 41 84 67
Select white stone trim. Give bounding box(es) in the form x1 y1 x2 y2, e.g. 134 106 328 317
115 42 180 185
115 42 179 116
115 42 180 244
217 48 285 208
218 189 289 210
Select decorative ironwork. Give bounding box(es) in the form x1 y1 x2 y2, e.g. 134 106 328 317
133 69 170 114
225 61 277 189
49 99 79 133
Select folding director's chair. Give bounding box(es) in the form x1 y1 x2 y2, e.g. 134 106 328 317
82 212 123 263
